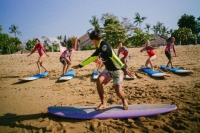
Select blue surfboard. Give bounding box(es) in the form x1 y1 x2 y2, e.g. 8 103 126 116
141 67 169 77
92 70 102 79
21 71 49 81
160 65 193 73
59 69 75 80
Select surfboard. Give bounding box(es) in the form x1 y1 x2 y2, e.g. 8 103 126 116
160 65 194 73
59 69 75 80
124 75 137 79
21 71 49 81
48 104 177 119
92 70 102 79
141 67 170 77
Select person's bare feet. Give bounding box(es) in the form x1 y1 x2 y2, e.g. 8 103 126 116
95 103 106 110
122 99 129 110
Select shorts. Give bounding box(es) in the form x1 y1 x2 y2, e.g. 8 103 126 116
165 51 171 60
120 56 130 63
100 69 124 86
60 57 70 65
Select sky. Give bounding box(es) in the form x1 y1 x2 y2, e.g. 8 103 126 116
0 0 200 44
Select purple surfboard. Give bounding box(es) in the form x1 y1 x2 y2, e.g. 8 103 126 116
48 104 177 119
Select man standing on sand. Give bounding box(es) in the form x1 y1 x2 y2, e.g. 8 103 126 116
72 29 134 110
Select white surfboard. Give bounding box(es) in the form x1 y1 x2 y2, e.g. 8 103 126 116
59 69 75 81
92 70 102 79
124 75 137 79
21 71 49 81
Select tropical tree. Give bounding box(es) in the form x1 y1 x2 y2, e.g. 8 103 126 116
9 25 21 38
172 28 194 45
155 21 163 35
103 17 127 48
52 41 59 52
89 15 100 30
57 35 63 45
2 37 22 54
169 29 174 37
177 14 198 35
161 26 169 36
43 40 50 52
127 28 152 47
62 36 77 49
26 39 35 51
152 25 158 34
133 12 147 30
144 23 151 33
100 13 117 25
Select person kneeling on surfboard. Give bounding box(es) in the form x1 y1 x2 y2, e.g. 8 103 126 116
72 29 134 110
165 37 177 68
140 40 158 71
117 41 130 69
28 38 49 74
60 46 73 75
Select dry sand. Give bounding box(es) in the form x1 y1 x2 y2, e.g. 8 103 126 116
0 45 200 133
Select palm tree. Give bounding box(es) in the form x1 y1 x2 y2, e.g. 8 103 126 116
161 26 169 36
144 23 151 33
169 29 174 37
152 25 158 34
156 22 163 35
89 15 100 30
9 25 21 38
133 12 147 29
57 35 62 45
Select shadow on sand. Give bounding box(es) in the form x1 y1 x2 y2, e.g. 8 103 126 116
0 112 86 131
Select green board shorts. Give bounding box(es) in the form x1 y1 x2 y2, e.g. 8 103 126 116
100 69 124 86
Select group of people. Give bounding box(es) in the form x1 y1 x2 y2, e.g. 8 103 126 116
28 30 176 110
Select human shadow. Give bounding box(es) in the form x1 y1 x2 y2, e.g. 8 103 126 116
0 76 20 78
12 80 33 85
55 79 69 83
0 112 86 131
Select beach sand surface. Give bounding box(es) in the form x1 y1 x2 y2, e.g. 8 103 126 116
0 45 200 133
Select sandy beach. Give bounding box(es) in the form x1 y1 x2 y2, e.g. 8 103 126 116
0 45 200 133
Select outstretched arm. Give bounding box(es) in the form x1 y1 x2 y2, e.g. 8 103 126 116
72 49 99 69
28 45 37 56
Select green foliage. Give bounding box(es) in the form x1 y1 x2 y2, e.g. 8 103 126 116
0 25 22 54
81 45 95 50
178 14 198 35
103 23 127 48
133 12 147 29
89 16 100 30
0 31 22 54
26 39 35 51
172 28 194 45
104 17 119 27
101 16 127 48
52 42 59 52
127 28 153 47
62 36 76 48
